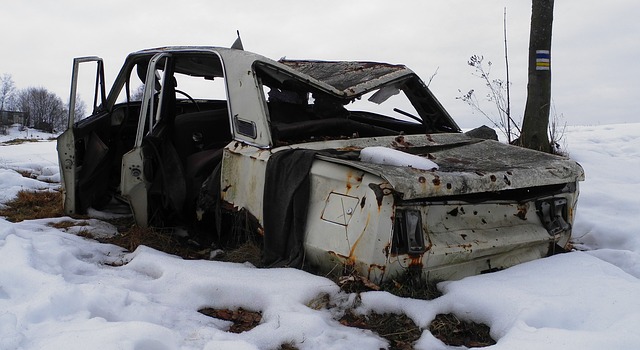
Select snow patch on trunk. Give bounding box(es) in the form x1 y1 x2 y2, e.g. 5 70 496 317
359 146 438 170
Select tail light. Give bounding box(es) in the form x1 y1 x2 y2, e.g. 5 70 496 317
536 198 571 235
392 209 425 255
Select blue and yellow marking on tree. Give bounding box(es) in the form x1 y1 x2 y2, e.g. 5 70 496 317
536 50 550 71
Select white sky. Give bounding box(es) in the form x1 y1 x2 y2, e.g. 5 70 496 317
1 0 638 128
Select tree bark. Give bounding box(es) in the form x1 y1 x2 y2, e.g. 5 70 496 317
520 0 554 152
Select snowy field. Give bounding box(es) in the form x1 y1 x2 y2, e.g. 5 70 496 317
0 123 639 349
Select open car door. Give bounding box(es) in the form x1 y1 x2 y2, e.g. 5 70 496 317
120 52 174 227
57 57 106 215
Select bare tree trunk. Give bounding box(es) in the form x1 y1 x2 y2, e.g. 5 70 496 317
520 0 554 152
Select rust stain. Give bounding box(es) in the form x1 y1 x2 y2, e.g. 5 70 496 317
432 176 441 186
515 203 528 220
348 213 371 260
327 250 349 260
346 171 354 193
383 242 391 258
392 135 413 148
368 183 387 208
328 250 350 260
328 213 372 270
346 171 364 194
367 264 386 280
418 176 426 184
425 238 433 252
336 146 363 152
568 205 574 221
458 243 473 252
328 251 353 270
408 254 423 268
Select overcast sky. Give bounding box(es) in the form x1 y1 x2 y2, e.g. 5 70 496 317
1 0 638 128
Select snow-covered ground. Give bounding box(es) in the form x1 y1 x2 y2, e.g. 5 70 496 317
0 123 639 349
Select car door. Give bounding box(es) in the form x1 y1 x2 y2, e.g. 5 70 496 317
120 52 174 227
57 57 106 215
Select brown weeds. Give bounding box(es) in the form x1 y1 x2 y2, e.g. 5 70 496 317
340 311 421 350
0 189 64 222
429 313 496 347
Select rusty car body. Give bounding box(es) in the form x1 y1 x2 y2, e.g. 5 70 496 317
57 45 584 282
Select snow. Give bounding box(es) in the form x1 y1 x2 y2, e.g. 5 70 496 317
1 123 640 349
360 146 439 170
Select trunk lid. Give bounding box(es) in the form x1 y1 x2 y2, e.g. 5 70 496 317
295 133 584 199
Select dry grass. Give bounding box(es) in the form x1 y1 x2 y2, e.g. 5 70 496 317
217 240 263 266
340 311 422 350
0 189 64 222
2 138 42 145
334 269 495 348
99 225 211 260
429 313 496 347
379 270 443 300
48 220 88 229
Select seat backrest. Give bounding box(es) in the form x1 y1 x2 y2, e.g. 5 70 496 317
172 109 231 160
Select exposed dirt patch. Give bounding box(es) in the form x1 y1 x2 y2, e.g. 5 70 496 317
336 268 442 300
379 270 443 300
198 308 262 333
429 313 496 347
15 169 35 178
340 310 422 350
198 307 298 349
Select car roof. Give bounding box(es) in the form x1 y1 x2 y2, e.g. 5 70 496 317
128 46 417 99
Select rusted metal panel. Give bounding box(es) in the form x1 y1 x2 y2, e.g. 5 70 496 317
279 60 413 96
220 141 273 222
302 161 395 282
218 50 274 148
278 133 584 199
383 188 577 281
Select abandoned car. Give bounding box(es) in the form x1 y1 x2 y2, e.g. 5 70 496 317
57 44 584 282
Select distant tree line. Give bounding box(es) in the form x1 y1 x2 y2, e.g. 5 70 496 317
0 73 85 133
